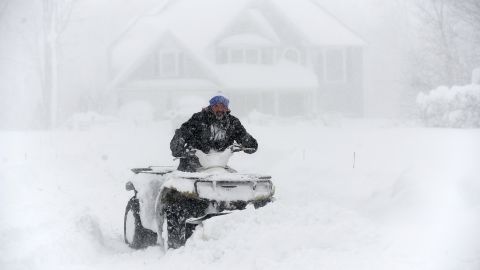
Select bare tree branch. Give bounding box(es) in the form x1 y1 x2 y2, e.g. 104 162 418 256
0 0 10 21
58 0 77 35
408 0 479 89
449 0 480 32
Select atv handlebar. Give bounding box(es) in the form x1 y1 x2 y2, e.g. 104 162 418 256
173 144 253 160
173 146 197 160
230 143 255 153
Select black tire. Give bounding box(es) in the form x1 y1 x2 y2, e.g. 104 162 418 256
253 199 271 209
165 201 189 249
162 190 209 249
124 198 157 249
124 202 137 246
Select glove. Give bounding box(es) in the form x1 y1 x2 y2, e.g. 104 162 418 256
171 130 186 157
243 147 256 154
185 145 197 157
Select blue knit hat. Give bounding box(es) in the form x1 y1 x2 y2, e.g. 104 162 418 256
209 95 229 108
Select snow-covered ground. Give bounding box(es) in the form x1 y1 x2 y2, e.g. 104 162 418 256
1 119 480 270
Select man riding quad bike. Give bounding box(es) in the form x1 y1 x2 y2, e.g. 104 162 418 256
123 95 275 250
171 95 258 172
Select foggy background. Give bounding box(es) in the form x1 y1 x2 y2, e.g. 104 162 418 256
2 1 480 269
1 0 479 129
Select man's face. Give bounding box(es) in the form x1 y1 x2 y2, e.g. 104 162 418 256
211 103 228 119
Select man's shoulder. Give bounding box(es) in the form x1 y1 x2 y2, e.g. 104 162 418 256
227 114 242 125
228 114 238 120
186 109 209 123
190 111 203 119
194 108 211 118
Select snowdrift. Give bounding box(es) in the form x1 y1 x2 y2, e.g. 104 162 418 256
1 120 480 270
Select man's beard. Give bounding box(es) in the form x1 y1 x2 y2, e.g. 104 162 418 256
214 111 226 119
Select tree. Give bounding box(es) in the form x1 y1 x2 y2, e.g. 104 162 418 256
0 1 9 19
449 0 480 32
41 0 76 128
409 0 480 91
449 0 480 75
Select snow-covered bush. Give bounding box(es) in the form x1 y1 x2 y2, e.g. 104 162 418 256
416 84 480 128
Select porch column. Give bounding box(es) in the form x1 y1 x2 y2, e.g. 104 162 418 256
274 91 280 116
312 88 318 114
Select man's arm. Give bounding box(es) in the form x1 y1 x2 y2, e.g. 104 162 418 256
170 114 199 157
232 117 258 154
170 129 187 157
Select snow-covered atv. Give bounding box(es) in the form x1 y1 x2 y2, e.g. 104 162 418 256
123 144 275 250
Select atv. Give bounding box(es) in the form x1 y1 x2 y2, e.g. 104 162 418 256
123 144 275 250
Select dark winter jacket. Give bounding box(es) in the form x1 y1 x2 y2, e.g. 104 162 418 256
170 106 258 172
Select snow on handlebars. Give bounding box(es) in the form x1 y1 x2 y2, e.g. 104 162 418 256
173 144 255 165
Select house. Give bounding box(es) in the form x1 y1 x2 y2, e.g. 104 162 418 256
107 0 366 118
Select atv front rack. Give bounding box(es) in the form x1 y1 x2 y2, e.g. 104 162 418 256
193 179 273 195
192 178 274 202
131 166 175 175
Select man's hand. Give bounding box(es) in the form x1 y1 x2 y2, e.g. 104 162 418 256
243 147 256 154
173 145 197 161
231 143 256 154
171 130 187 157
185 145 197 157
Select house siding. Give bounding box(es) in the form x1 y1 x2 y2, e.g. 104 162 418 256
311 46 363 116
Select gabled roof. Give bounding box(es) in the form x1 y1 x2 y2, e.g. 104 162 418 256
110 31 221 89
110 0 365 69
108 0 366 90
111 0 252 72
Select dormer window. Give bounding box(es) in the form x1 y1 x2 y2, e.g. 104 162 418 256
215 32 277 65
283 48 300 63
215 47 274 65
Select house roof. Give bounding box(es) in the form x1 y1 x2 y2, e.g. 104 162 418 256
111 0 365 67
111 0 251 72
109 0 365 91
274 0 366 46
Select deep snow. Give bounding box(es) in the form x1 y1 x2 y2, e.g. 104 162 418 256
1 119 480 270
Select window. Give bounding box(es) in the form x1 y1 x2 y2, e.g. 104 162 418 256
325 49 345 82
314 51 324 80
158 51 181 77
132 55 157 79
283 48 300 63
215 48 267 64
